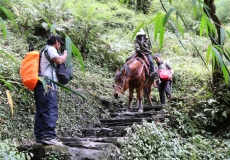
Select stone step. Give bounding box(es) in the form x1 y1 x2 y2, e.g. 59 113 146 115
19 143 119 160
99 118 156 127
63 140 115 150
60 137 122 148
110 110 160 118
132 105 163 111
80 126 127 137
110 105 163 113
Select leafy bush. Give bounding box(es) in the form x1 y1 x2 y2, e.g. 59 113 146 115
0 140 32 159
119 121 230 160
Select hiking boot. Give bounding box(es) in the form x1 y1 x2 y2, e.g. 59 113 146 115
42 139 63 146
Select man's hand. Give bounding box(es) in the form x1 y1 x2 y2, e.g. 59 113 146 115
137 48 141 54
63 50 67 55
52 50 67 64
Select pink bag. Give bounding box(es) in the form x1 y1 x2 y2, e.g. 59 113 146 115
158 69 172 81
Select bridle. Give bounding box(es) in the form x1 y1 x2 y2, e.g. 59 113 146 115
114 75 128 93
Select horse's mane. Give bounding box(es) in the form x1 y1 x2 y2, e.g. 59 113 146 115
121 63 131 77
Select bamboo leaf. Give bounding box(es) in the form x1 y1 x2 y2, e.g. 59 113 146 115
38 76 87 99
49 79 87 99
6 90 14 118
206 19 217 36
176 10 188 31
0 49 17 63
0 17 7 38
163 8 175 26
72 43 85 74
154 19 161 41
220 27 225 47
221 65 229 84
168 0 172 4
38 76 48 93
193 5 197 16
145 26 154 51
202 2 211 18
131 22 145 41
176 21 184 36
223 49 230 63
148 13 164 24
159 24 164 50
0 78 13 91
211 47 229 83
212 46 223 66
65 36 72 67
205 19 209 37
171 16 184 36
38 76 86 99
200 15 205 37
0 6 18 29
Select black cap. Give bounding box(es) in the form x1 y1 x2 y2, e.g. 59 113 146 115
47 34 64 45
153 54 161 59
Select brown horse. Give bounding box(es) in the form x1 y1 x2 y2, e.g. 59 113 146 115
114 56 154 112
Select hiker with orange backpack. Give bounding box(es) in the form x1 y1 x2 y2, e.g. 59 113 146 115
153 53 173 105
34 34 67 145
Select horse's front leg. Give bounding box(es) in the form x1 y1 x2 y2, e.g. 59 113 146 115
128 88 134 110
137 87 144 113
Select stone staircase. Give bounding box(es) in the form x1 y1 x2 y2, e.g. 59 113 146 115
19 105 164 160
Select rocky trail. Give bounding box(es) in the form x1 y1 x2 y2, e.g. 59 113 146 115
19 105 164 160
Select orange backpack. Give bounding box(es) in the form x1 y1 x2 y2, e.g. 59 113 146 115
20 50 40 91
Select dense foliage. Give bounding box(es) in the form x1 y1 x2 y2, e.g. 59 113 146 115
119 121 230 159
0 0 230 159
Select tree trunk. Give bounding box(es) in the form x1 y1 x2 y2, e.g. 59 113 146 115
203 0 223 91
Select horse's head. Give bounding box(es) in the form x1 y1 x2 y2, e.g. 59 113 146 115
113 66 129 99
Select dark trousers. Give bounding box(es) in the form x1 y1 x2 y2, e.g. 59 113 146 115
158 80 171 104
34 82 58 142
145 54 154 73
126 53 155 73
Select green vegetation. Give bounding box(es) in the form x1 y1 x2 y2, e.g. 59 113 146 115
119 121 230 159
0 0 230 159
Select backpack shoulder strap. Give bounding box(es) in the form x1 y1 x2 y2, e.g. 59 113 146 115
39 46 56 81
44 46 52 62
44 46 57 69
